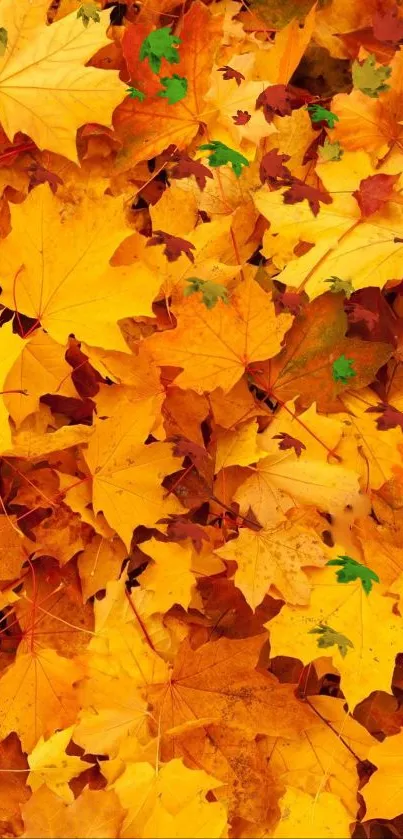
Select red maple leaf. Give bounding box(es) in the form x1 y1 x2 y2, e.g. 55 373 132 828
147 230 196 262
232 110 251 125
372 5 403 44
27 163 63 194
173 438 211 469
161 516 210 553
259 148 291 186
283 179 332 216
365 403 403 431
256 84 313 123
171 153 214 190
276 290 305 316
344 300 380 331
217 65 245 85
353 173 399 218
273 432 307 458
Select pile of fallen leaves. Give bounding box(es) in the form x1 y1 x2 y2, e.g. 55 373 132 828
2 0 403 836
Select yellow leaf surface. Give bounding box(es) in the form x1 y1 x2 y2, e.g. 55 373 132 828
148 277 293 394
140 539 196 616
267 568 403 709
363 729 403 820
0 185 161 351
215 521 330 609
0 2 123 160
272 786 351 839
27 726 85 802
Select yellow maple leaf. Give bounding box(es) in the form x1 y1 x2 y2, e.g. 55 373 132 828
0 1 123 160
267 567 403 709
148 277 293 394
363 728 403 820
273 786 351 839
28 725 85 802
215 521 330 609
0 185 162 351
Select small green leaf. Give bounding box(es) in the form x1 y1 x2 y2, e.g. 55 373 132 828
318 139 343 162
308 104 339 128
324 276 353 298
158 74 188 105
332 354 356 384
126 87 146 101
352 54 391 98
77 2 100 27
139 26 181 74
0 28 8 56
309 623 354 658
326 556 380 594
198 141 249 178
184 278 229 309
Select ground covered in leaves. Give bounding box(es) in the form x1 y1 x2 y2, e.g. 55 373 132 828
1 0 403 836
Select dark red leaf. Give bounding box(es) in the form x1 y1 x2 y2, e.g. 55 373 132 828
353 174 399 218
217 65 245 86
276 290 305 316
27 163 63 194
232 110 251 125
139 179 166 205
163 517 210 553
173 438 211 469
365 403 403 431
283 179 332 216
344 300 380 331
171 153 214 190
256 83 313 123
273 432 307 458
372 5 403 44
302 129 327 165
147 230 196 262
259 148 291 185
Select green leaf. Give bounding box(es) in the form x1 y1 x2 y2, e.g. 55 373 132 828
352 54 391 98
326 555 380 594
198 141 249 178
309 623 354 658
318 139 343 162
126 87 146 101
158 74 188 105
308 104 339 128
0 28 8 56
324 276 353 298
76 2 100 27
332 354 356 384
184 278 229 309
139 26 181 74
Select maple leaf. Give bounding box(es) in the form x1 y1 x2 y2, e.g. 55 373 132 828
139 26 181 74
158 74 188 105
0 185 162 351
77 3 100 28
353 173 400 218
232 109 251 125
184 277 229 309
126 86 146 101
217 65 245 85
332 354 356 384
282 178 333 216
317 138 343 161
162 516 210 553
273 431 307 458
198 141 249 177
170 153 213 190
344 299 380 330
309 623 354 657
326 555 380 594
324 276 354 298
308 104 339 128
0 28 7 57
173 437 210 470
259 148 292 186
372 6 403 46
147 230 196 262
365 401 403 431
216 521 329 608
352 53 392 97
0 1 124 161
27 163 63 194
147 276 293 394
